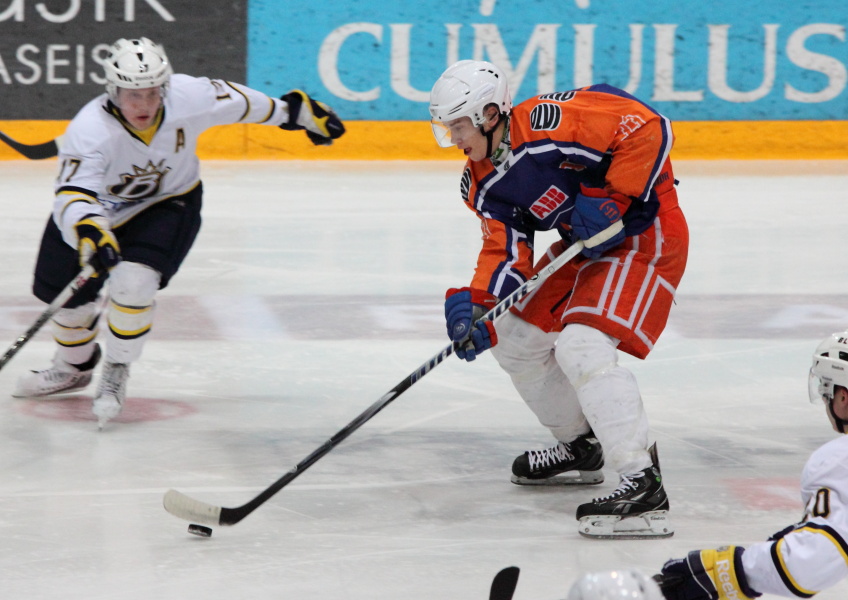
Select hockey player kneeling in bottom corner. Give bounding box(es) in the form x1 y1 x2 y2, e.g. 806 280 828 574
429 61 687 538
11 37 344 429
656 330 848 599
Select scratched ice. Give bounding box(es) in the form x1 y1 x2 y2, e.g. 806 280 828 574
1 160 847 599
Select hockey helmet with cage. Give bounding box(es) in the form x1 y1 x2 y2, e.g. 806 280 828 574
809 331 848 432
429 60 512 147
103 37 173 103
566 570 664 600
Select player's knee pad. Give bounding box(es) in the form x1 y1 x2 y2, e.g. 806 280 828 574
52 303 99 329
109 261 161 306
490 312 559 378
51 302 99 346
554 324 619 389
107 261 161 339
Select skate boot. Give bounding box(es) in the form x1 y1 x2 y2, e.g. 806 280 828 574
511 432 604 486
12 345 101 398
575 443 673 539
92 362 130 429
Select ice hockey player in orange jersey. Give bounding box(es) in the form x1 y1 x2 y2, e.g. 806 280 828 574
429 60 688 538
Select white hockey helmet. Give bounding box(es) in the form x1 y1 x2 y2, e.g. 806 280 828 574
104 37 173 103
429 60 512 147
809 331 848 404
566 570 664 600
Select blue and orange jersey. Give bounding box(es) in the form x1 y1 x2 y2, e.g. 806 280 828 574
461 84 675 298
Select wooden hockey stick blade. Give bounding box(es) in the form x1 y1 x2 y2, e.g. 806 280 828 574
0 131 59 159
490 566 520 600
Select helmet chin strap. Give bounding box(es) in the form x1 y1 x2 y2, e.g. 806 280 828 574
479 113 505 159
481 113 510 167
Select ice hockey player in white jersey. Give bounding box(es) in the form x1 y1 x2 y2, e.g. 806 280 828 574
657 330 848 599
12 37 345 428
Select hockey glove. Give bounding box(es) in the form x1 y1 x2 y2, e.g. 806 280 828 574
444 287 499 362
280 90 345 146
658 546 761 600
75 215 120 273
570 185 627 259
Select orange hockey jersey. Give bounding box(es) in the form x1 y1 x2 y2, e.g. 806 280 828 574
460 84 675 299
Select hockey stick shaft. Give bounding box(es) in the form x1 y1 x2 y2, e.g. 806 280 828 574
0 265 98 372
0 131 59 160
164 223 623 526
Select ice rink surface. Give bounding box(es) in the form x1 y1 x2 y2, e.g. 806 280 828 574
1 159 848 599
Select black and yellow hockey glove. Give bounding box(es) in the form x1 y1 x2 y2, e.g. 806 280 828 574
658 546 761 600
280 89 345 146
75 214 120 272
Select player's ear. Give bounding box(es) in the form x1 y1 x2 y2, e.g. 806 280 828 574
835 386 848 420
484 104 500 127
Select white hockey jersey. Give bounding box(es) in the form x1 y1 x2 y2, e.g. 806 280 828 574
53 74 291 246
743 434 848 597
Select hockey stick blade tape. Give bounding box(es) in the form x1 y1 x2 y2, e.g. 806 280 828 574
164 489 222 526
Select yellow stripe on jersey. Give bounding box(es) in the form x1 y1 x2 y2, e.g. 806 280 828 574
772 524 848 597
258 97 276 124
224 81 251 122
57 190 98 220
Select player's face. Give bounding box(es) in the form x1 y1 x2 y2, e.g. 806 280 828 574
116 86 163 130
443 117 488 160
827 386 848 432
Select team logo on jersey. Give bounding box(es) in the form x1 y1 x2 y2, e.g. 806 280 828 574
538 91 576 103
460 168 471 203
108 159 171 201
619 114 647 139
530 185 568 219
530 103 562 131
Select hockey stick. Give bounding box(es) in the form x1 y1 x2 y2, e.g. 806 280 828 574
163 222 624 527
0 264 98 372
0 131 60 160
490 566 520 600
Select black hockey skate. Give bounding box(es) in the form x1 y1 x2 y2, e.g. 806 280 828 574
575 443 673 539
511 432 604 486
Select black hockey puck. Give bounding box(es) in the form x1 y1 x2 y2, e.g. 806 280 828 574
187 523 213 537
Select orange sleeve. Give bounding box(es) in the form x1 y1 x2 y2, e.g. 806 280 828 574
469 216 535 298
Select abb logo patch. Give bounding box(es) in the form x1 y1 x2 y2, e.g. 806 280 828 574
530 185 568 219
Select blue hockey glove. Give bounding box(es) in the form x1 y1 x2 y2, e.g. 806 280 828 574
658 546 760 600
74 215 120 273
280 90 345 145
444 287 499 362
570 186 627 259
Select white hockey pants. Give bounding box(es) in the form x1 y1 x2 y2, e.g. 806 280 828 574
490 312 651 475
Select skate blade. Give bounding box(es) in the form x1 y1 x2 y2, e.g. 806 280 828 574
511 470 604 486
577 511 674 539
